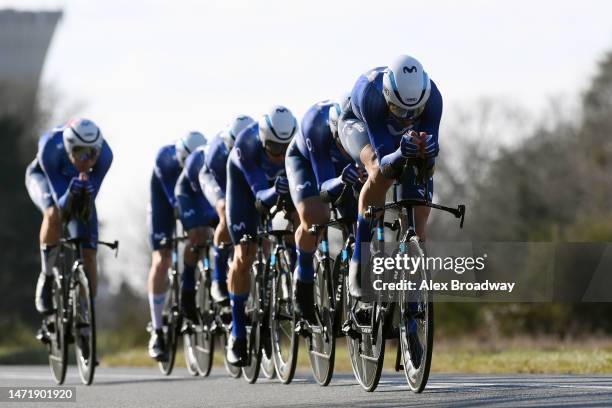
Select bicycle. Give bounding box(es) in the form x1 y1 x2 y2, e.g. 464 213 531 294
38 235 118 385
239 197 296 384
155 226 188 376
305 186 357 386
343 162 465 392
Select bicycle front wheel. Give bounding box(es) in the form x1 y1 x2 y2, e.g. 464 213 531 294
399 235 433 392
242 262 262 383
191 266 214 377
307 252 336 386
344 274 386 392
159 270 180 375
73 265 96 385
48 271 68 385
270 249 298 384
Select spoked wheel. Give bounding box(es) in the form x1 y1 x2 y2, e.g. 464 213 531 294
399 236 434 393
222 333 242 379
242 263 262 383
344 274 386 392
270 250 298 384
307 253 336 386
48 272 68 385
73 265 97 385
190 268 215 377
159 270 180 375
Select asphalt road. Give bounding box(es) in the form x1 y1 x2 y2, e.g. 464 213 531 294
1 366 611 407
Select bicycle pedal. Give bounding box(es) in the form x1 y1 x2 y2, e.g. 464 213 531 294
36 329 50 345
294 321 312 337
181 323 194 335
342 320 360 340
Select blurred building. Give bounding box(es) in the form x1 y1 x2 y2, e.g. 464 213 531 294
0 9 62 117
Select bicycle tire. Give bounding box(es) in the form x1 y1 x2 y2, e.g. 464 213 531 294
270 249 298 384
159 270 180 375
48 269 68 385
191 266 214 377
73 265 96 385
242 262 262 383
307 252 336 386
399 236 434 392
344 273 386 392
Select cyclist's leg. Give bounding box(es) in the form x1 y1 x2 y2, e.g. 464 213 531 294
25 160 60 313
226 160 258 341
338 117 393 296
177 190 218 319
201 170 231 298
147 173 174 331
287 141 329 275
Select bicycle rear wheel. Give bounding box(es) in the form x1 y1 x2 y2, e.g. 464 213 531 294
73 265 96 385
307 253 336 386
344 274 386 392
270 250 298 384
399 236 434 392
242 262 262 383
48 271 68 385
159 270 180 375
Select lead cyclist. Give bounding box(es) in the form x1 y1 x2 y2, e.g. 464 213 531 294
340 54 443 299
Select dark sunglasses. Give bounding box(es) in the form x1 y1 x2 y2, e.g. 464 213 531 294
264 141 288 157
71 146 100 162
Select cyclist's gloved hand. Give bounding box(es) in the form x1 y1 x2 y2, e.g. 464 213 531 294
68 177 86 195
400 133 422 158
274 176 290 195
340 164 360 185
422 134 439 158
82 179 95 195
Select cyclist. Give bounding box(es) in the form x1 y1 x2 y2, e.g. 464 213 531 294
26 119 112 353
285 99 362 323
199 115 255 303
225 106 298 366
146 131 207 361
175 135 221 320
340 54 443 299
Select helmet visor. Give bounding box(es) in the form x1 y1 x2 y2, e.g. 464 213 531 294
71 146 100 162
264 140 288 157
388 102 424 120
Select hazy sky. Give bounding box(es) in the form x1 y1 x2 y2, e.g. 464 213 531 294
4 0 612 290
